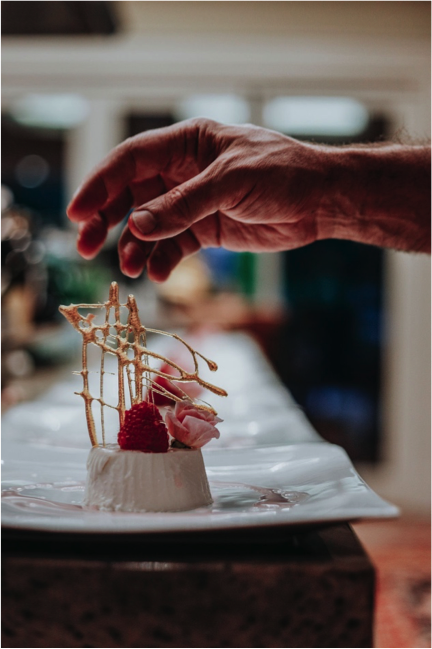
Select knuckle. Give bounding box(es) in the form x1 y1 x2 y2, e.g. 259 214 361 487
113 138 137 175
184 116 219 132
120 136 137 157
165 186 191 221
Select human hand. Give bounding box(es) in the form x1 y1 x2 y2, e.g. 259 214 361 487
67 118 329 281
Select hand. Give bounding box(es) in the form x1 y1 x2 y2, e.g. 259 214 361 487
67 119 329 281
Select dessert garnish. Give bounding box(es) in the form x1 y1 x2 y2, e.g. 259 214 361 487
59 282 227 450
150 361 203 407
60 282 226 512
118 401 169 453
165 400 223 449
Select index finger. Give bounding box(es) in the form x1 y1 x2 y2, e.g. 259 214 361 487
66 121 197 223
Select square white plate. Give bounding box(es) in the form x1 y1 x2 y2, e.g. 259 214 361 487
1 441 398 534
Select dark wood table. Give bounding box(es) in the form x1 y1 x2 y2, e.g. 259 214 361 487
2 523 374 648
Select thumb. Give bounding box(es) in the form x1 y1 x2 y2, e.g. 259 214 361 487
129 165 226 241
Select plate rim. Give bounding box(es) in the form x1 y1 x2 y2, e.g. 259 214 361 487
1 441 400 535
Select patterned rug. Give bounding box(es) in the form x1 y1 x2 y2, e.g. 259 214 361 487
354 517 431 648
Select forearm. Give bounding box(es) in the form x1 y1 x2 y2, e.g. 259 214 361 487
316 144 431 253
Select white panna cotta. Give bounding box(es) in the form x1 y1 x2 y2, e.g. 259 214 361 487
83 444 213 512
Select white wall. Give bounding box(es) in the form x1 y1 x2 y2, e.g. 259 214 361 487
2 1 430 512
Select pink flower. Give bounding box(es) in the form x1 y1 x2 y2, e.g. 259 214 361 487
165 400 222 449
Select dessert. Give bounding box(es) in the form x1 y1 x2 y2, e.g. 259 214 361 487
83 444 213 512
60 282 226 512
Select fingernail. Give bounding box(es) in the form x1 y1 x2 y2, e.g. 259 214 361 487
132 210 157 235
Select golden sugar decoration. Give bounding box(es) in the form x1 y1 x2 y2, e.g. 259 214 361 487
59 282 227 447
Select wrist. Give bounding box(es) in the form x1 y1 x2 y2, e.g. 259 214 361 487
315 146 364 242
315 144 431 252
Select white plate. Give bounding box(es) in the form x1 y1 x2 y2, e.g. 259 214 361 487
1 441 398 534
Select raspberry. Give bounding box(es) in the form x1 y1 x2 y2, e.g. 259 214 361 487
148 363 202 406
149 376 183 407
118 401 169 453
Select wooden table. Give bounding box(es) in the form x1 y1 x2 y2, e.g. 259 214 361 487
2 523 374 648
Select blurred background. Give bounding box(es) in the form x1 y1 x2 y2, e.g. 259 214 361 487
1 1 430 516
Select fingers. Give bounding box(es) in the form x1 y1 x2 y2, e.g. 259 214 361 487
129 163 228 242
100 177 166 229
119 222 201 282
118 225 154 278
67 149 135 223
77 215 107 259
76 176 167 259
67 120 207 223
146 230 201 282
76 194 127 259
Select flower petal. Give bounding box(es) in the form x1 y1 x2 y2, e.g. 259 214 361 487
182 416 220 447
175 400 223 425
165 410 190 445
167 401 222 448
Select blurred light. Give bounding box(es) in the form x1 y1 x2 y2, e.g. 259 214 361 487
1 185 14 211
24 241 46 265
157 255 212 306
247 421 260 436
10 230 31 252
1 214 30 241
4 350 35 378
11 94 89 129
15 155 49 188
175 94 250 125
1 268 11 296
263 97 369 136
1 217 16 240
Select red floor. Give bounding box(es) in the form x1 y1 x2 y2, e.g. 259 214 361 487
353 516 431 649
